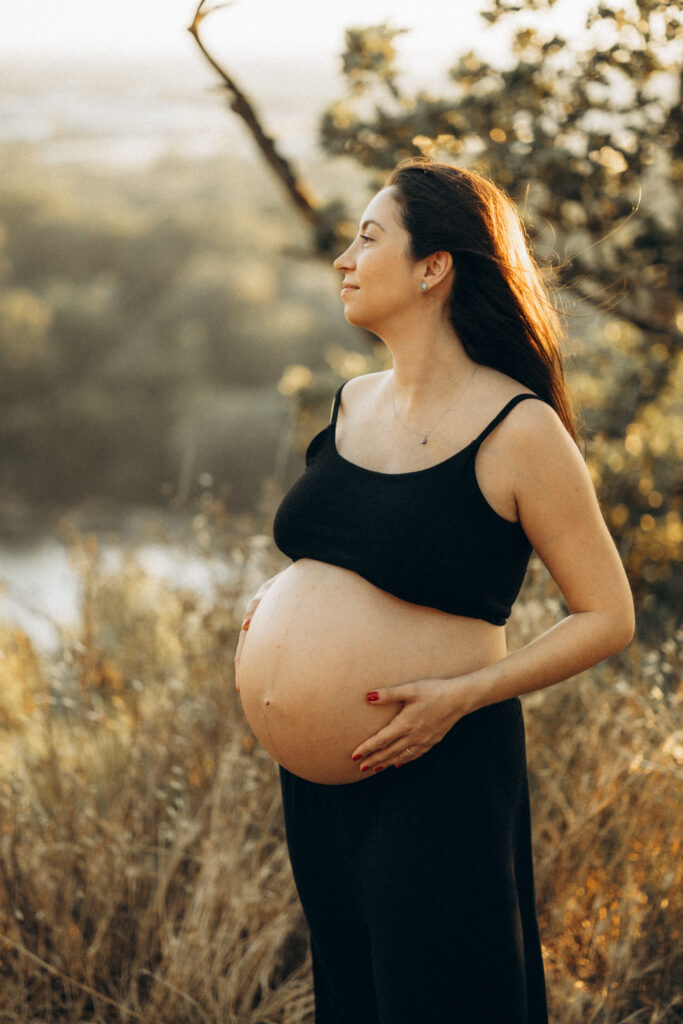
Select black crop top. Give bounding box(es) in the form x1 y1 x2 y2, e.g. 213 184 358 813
273 383 542 625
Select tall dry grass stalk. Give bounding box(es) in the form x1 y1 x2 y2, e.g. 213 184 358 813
0 515 680 1022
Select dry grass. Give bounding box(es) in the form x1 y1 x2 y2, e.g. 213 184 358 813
0 518 680 1023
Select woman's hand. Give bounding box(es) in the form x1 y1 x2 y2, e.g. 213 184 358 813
350 676 473 773
234 571 285 691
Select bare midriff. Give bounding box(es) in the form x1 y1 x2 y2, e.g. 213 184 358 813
238 559 507 785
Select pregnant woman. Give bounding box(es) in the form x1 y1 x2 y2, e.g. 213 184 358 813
235 160 634 1023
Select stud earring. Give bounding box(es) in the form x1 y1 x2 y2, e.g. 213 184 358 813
420 282 428 292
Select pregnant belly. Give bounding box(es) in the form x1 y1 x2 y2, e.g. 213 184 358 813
238 560 506 785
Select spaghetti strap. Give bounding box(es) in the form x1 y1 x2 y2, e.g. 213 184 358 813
472 393 543 449
330 381 347 425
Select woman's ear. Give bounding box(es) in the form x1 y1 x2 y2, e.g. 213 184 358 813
423 250 454 288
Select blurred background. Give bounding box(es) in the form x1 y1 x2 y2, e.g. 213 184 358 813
0 0 680 647
0 2 681 1021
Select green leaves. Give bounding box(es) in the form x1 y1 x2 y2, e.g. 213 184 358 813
340 23 409 100
317 0 682 618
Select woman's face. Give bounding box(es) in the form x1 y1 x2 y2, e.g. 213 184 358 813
333 187 422 333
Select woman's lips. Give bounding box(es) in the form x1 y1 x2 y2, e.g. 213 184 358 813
341 285 359 296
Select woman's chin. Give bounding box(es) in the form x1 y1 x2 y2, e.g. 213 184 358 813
342 307 374 331
343 307 362 326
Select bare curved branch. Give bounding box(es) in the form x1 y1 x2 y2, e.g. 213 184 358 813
189 1 322 227
558 260 682 344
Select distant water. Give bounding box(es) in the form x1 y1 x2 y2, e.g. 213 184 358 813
0 55 340 166
0 532 235 654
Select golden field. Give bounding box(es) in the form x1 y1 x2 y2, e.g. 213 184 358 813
0 508 680 1023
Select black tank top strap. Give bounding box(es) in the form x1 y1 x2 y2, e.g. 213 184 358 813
330 381 347 425
274 382 537 624
471 393 542 450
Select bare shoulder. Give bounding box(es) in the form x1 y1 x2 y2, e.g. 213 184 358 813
341 370 388 398
507 395 572 439
474 390 585 523
494 396 600 546
489 391 633 638
487 393 581 469
338 370 389 414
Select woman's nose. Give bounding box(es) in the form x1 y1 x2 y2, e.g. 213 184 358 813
333 245 354 273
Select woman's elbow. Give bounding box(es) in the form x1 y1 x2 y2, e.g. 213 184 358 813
612 617 635 655
605 595 636 655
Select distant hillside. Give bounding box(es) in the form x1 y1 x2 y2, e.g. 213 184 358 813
0 55 341 167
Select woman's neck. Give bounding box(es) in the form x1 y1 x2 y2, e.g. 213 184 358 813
384 329 475 409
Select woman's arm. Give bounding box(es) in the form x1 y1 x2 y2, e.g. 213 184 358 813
461 398 635 705
351 401 635 771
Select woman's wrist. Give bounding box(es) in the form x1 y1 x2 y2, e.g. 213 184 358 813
446 664 501 719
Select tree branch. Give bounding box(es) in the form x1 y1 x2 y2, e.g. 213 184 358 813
558 264 681 344
188 1 322 228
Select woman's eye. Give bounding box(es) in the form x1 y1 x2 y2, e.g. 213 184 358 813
359 234 374 244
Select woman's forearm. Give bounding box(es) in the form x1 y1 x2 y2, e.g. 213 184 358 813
457 609 635 716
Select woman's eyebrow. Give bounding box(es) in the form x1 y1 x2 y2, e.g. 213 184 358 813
360 219 386 232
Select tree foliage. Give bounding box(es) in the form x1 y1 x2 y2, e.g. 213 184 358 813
320 1 681 403
316 0 683 626
0 154 339 526
229 0 680 628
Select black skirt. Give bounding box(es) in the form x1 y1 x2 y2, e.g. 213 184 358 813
280 696 549 1024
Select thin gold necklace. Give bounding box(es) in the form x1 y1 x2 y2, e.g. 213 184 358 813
390 365 478 445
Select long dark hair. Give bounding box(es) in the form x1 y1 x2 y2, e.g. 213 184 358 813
388 160 579 443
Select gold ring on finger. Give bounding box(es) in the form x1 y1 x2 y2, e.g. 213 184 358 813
404 746 416 757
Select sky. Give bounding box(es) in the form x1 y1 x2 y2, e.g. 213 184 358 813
0 0 598 167
3 0 482 65
1 0 595 73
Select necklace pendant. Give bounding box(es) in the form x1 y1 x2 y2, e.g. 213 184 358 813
420 436 428 445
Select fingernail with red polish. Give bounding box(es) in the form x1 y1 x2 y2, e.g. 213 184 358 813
366 691 379 702
352 753 361 762
361 765 371 773
241 618 251 631
374 766 384 773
